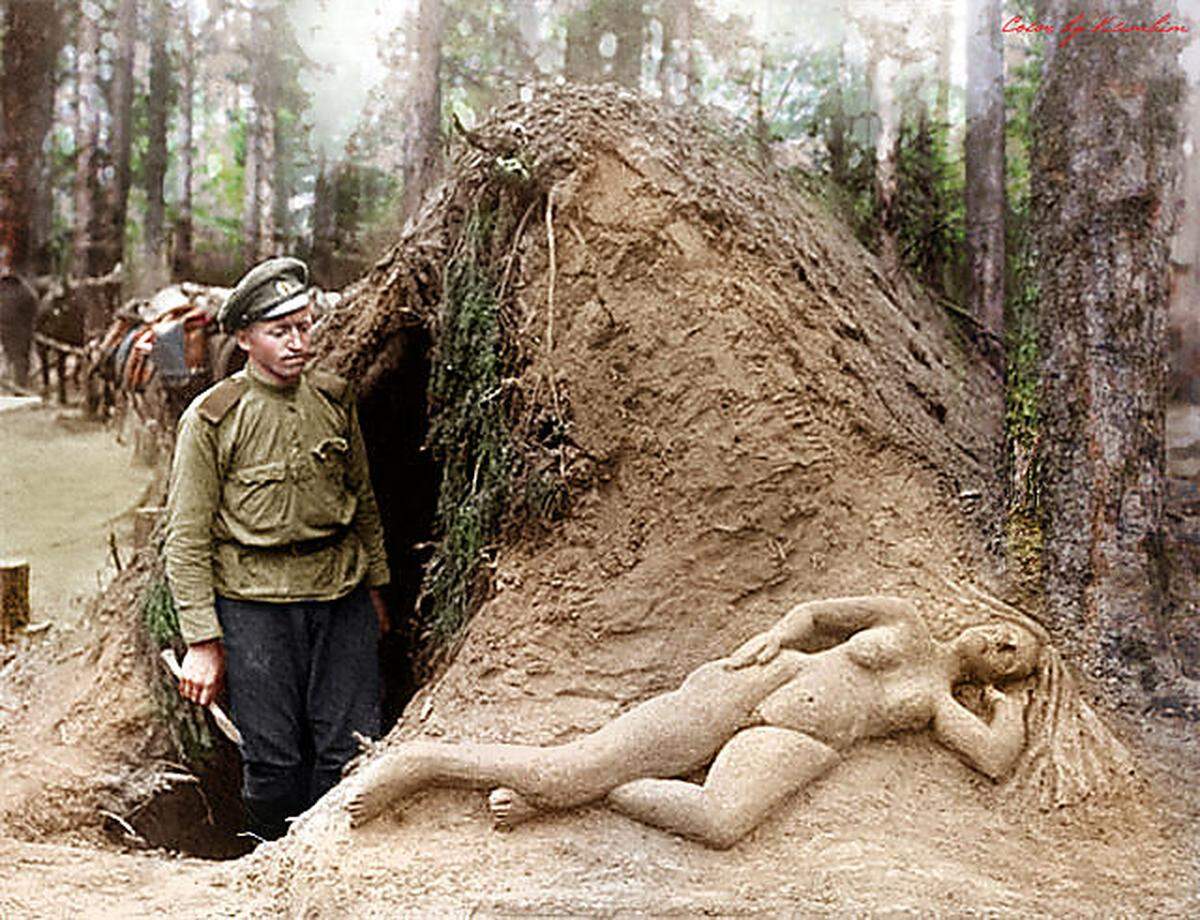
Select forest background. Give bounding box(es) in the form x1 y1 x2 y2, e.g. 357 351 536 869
2 0 1199 703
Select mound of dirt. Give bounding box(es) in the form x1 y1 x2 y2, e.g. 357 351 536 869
322 83 1008 685
0 552 248 861
226 86 1195 914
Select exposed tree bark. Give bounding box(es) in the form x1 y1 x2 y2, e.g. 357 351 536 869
102 0 138 274
965 0 1006 340
1031 0 1185 697
399 0 445 224
72 0 105 278
0 0 61 276
144 0 170 268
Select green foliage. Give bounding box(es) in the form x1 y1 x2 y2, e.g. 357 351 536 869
421 208 514 638
895 113 964 298
1001 16 1044 595
142 577 182 647
140 577 214 764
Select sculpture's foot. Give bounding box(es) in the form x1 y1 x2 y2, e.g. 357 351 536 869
346 749 426 828
488 786 540 830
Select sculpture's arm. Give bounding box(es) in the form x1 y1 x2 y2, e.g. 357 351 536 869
726 596 917 668
932 687 1030 780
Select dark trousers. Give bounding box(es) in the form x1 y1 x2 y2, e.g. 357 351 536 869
216 585 380 840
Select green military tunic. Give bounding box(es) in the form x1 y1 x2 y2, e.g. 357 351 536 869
164 363 390 645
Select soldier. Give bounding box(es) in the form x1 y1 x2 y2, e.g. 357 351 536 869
164 257 391 841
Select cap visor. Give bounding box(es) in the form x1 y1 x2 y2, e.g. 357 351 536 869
258 291 310 321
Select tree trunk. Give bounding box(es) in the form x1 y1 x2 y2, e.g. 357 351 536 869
869 49 899 272
240 5 279 266
663 0 695 104
0 560 31 644
566 0 643 88
608 0 642 89
752 43 769 162
240 101 268 266
1167 85 1200 404
0 0 61 276
935 0 952 129
400 0 445 224
310 153 336 286
144 0 170 271
965 0 1006 340
255 106 277 254
1032 0 1185 697
826 38 848 187
240 86 277 262
174 0 195 279
72 0 104 278
241 93 262 267
102 0 138 275
272 109 289 252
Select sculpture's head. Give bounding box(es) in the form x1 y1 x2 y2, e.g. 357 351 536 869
952 621 1042 684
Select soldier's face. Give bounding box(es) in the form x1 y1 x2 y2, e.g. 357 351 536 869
236 307 314 385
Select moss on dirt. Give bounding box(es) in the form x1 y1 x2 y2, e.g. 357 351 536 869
140 574 214 764
422 210 516 637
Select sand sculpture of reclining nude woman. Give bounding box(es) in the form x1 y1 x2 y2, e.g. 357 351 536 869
346 594 1130 849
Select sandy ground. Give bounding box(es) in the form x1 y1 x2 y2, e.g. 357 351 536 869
0 400 155 625
0 837 230 920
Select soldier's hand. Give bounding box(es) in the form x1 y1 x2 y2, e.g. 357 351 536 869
179 640 226 707
369 588 391 637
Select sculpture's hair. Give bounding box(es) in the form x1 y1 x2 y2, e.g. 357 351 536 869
949 580 1137 809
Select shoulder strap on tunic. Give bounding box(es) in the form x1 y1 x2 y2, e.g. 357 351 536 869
197 377 248 424
309 369 351 404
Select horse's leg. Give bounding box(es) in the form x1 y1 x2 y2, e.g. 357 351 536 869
606 726 838 849
38 343 50 394
56 350 66 404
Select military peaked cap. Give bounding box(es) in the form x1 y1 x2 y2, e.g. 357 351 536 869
218 257 311 333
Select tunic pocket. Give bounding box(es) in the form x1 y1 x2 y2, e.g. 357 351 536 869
227 460 289 535
312 436 349 471
305 436 353 524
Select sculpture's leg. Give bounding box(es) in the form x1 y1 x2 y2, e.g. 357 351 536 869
347 655 801 828
606 726 838 849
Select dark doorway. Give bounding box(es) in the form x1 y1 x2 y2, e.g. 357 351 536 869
356 324 440 730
